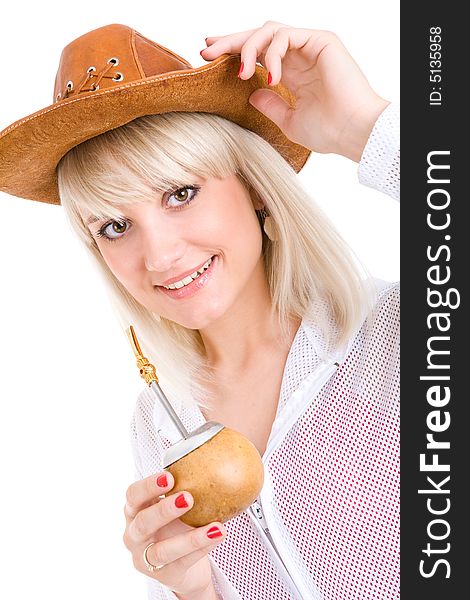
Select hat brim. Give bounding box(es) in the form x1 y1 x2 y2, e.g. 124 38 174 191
0 54 311 205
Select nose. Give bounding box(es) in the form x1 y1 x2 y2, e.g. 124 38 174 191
141 222 186 274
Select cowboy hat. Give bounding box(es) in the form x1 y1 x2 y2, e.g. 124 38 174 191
0 23 311 205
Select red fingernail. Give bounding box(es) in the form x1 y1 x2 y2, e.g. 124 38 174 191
200 49 205 56
156 474 168 488
267 72 272 85
207 526 223 539
238 62 244 78
175 493 189 508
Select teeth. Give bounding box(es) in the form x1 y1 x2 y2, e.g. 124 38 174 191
163 257 213 290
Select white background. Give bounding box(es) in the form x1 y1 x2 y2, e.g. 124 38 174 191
0 1 399 598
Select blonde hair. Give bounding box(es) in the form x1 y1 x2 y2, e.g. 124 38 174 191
57 112 373 412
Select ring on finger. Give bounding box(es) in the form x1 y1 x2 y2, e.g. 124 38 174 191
143 542 165 572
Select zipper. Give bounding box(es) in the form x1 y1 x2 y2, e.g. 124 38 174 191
249 498 306 600
246 361 339 600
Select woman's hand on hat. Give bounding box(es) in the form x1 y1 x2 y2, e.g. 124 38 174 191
123 471 225 598
201 21 389 162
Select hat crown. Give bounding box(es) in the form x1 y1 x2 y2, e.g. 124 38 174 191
53 24 193 103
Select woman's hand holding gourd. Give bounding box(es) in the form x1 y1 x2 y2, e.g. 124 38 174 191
201 21 390 162
123 471 224 599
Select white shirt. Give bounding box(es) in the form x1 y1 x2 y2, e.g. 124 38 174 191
131 102 400 600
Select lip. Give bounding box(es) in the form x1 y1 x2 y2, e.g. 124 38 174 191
159 256 214 287
157 255 218 300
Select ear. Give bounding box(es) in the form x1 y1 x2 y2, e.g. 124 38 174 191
249 186 265 211
235 172 264 210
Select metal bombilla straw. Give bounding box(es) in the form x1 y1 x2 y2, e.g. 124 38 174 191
126 326 224 467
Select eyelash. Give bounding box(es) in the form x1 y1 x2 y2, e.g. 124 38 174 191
95 185 201 243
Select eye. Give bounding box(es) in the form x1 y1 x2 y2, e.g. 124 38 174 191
96 219 129 242
166 185 200 209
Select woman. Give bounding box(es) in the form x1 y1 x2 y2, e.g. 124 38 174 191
0 21 399 600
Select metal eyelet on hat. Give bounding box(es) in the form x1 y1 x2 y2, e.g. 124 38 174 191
112 72 124 82
87 66 96 74
66 81 74 91
107 57 119 66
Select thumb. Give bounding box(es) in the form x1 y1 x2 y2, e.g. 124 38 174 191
248 89 292 131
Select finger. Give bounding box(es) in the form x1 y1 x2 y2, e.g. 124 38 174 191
248 89 293 133
263 27 310 86
204 36 223 46
124 471 174 522
233 21 290 78
200 28 261 61
263 29 288 86
127 491 194 545
204 26 340 83
143 522 226 574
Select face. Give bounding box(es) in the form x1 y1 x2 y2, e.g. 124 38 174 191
81 174 266 330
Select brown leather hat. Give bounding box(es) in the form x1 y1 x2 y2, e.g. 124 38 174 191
0 23 311 205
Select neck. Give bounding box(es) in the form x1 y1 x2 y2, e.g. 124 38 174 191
199 270 301 373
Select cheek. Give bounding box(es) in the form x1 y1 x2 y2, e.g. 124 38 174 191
197 196 260 254
98 243 141 286
191 205 227 244
226 204 263 261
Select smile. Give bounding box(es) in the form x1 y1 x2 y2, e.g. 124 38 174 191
157 255 218 300
162 256 213 289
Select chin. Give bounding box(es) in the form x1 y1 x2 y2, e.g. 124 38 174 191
170 313 220 331
167 299 229 331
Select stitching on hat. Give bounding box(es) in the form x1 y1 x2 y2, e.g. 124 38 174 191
0 54 240 139
130 29 146 79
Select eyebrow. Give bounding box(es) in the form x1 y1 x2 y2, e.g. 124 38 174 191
83 181 203 227
85 215 103 226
